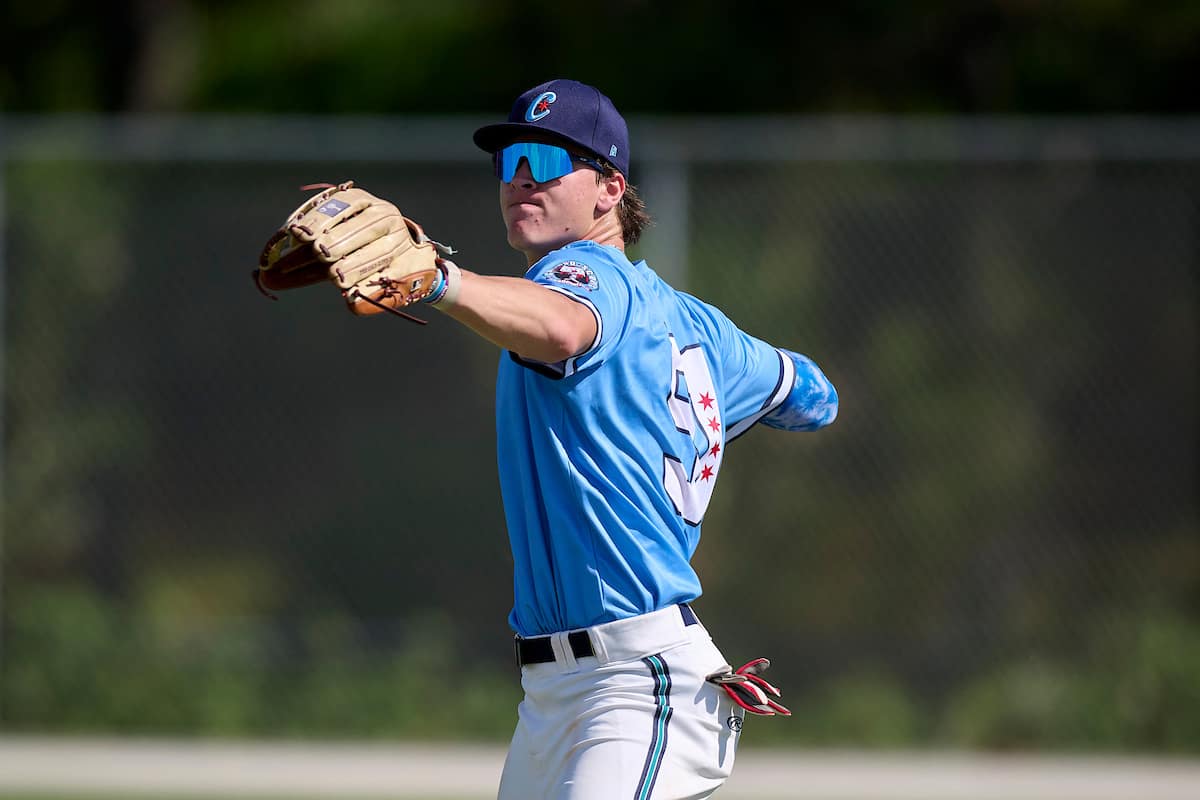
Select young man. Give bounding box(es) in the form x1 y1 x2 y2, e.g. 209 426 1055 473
427 79 838 798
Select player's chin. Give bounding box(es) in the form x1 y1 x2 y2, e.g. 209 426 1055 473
506 220 547 252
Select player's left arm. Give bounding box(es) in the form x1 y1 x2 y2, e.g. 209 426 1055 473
711 305 838 439
759 349 838 432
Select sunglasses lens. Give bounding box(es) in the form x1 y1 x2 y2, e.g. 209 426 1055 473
495 142 575 183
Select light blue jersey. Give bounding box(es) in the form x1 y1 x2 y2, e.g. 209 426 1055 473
496 241 837 636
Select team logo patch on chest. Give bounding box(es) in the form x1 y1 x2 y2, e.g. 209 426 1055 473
548 261 599 291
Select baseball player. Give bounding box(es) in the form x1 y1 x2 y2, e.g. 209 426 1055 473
257 78 838 799
458 79 838 799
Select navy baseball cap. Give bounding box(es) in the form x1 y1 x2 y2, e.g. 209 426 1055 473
473 79 630 176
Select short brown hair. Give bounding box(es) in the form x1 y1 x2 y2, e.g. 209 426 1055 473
597 165 653 246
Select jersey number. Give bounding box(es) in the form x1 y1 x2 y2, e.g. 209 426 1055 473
663 336 724 526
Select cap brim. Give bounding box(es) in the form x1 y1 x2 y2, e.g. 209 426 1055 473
473 122 593 157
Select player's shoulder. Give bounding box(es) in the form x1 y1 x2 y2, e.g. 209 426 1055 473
675 288 738 333
527 241 632 292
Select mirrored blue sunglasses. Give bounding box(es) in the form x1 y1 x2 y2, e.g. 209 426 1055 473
493 142 606 183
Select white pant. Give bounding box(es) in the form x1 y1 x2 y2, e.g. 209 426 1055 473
497 605 743 800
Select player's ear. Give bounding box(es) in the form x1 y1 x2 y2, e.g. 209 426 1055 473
595 171 625 214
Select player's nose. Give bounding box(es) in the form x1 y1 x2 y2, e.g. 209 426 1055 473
509 159 537 187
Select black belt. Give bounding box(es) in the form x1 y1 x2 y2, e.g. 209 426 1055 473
516 604 699 666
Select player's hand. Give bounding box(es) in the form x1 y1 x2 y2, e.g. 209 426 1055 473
253 181 458 324
705 658 792 716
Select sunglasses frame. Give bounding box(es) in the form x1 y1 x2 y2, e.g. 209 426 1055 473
493 142 608 183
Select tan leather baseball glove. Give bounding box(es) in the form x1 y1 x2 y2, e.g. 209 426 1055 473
254 181 457 324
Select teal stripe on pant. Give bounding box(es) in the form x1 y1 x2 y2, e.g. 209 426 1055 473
634 654 673 800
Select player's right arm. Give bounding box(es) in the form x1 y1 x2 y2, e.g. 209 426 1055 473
436 268 598 364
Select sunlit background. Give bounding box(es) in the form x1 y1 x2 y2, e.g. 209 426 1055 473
1 2 1197 797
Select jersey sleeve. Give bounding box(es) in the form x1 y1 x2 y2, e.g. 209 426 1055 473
717 331 796 441
699 301 838 440
512 247 632 379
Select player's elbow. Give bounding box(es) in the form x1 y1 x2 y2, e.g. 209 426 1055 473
812 381 838 428
764 381 837 432
762 353 839 432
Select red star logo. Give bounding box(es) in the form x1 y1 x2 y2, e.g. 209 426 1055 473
535 99 552 114
699 392 714 410
707 416 721 432
710 443 721 457
701 464 714 481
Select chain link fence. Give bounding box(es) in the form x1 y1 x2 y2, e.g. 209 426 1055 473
0 115 1196 750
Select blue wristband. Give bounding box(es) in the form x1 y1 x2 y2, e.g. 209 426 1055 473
423 266 448 304
424 260 461 308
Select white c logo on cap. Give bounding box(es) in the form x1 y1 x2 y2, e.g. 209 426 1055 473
525 91 557 122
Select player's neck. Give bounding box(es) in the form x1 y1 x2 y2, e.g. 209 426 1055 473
523 216 625 266
584 213 626 253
